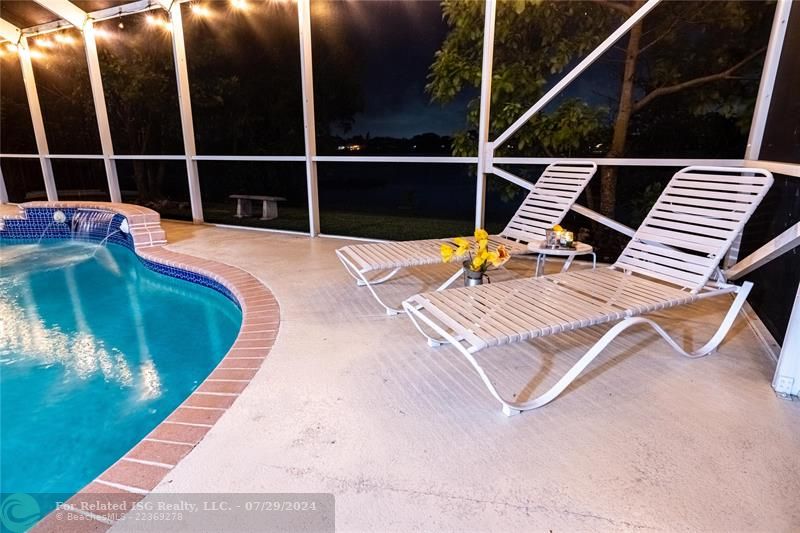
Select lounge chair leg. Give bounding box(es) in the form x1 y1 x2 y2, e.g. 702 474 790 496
356 267 401 287
437 268 464 291
501 405 521 417
405 284 753 415
336 251 404 315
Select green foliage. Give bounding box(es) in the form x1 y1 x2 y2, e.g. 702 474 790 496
427 0 774 159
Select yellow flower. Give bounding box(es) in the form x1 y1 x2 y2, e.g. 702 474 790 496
478 238 488 253
469 252 489 272
486 245 510 268
497 244 510 262
440 244 455 263
452 237 470 257
474 228 489 241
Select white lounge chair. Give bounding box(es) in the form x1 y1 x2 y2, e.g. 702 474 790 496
336 161 598 314
402 166 773 415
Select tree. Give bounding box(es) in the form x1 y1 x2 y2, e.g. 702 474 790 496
427 0 774 219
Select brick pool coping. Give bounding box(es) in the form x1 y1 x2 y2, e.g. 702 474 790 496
5 202 279 532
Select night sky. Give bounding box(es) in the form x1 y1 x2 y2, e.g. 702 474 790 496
313 0 477 138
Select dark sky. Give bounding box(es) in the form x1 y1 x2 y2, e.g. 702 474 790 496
314 0 476 138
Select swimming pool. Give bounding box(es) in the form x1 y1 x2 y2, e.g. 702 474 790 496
0 239 242 514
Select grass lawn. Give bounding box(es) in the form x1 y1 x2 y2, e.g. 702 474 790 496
200 203 480 241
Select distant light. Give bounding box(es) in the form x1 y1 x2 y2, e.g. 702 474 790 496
231 0 248 10
29 49 45 60
5 43 18 53
190 3 210 16
93 28 111 39
35 38 55 48
146 14 156 25
54 33 76 44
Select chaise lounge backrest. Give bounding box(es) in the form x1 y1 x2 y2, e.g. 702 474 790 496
500 161 597 243
613 166 773 292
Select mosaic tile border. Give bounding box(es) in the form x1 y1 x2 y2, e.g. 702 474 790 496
0 205 238 306
0 202 279 533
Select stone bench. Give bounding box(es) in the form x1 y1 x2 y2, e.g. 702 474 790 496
230 194 287 221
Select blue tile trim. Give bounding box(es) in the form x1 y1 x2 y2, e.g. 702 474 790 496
1 207 240 307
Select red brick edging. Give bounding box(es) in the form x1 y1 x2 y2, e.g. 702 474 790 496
10 202 279 532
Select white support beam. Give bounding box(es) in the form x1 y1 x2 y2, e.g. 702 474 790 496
725 222 800 281
489 165 536 191
32 0 89 29
493 157 745 167
493 0 661 148
726 0 793 270
166 2 203 223
570 203 636 238
83 21 121 202
297 0 320 236
475 0 496 228
0 17 22 43
774 284 800 397
0 164 8 204
17 37 58 201
745 0 793 160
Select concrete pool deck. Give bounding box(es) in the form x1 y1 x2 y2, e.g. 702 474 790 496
98 220 800 531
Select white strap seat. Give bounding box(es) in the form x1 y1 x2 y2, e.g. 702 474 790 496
338 235 529 273
337 161 597 314
407 269 699 351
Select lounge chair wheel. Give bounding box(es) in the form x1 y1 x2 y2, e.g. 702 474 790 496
427 338 442 347
386 309 399 316
502 405 521 417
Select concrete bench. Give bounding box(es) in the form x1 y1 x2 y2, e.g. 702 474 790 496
230 194 287 221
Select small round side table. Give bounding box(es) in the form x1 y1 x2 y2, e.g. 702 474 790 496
528 241 596 277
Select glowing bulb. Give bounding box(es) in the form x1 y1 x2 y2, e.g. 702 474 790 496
35 38 54 48
146 14 156 25
54 34 75 44
93 28 110 39
5 43 18 53
190 3 209 16
118 21 125 29
29 50 45 60
162 20 173 31
231 0 248 10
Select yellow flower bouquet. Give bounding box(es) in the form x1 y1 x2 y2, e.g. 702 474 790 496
440 229 510 283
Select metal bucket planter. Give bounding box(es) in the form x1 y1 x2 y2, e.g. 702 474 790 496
463 261 485 287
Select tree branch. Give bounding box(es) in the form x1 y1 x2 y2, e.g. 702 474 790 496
632 46 766 112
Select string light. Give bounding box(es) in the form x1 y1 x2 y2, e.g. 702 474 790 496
29 49 45 60
190 3 210 16
5 43 18 53
93 28 111 39
54 33 76 45
146 14 172 31
35 38 55 48
231 0 248 10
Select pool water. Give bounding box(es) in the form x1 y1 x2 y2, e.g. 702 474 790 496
0 240 241 513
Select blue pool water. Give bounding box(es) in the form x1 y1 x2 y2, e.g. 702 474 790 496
0 240 241 514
